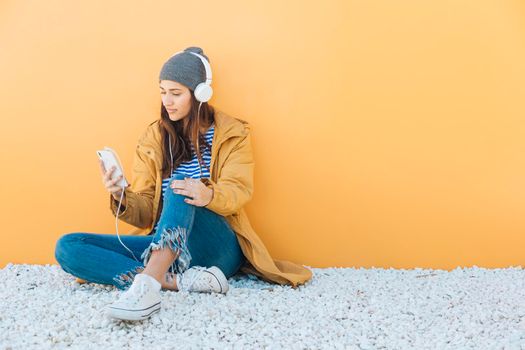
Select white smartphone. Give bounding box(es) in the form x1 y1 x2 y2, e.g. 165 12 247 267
96 146 129 188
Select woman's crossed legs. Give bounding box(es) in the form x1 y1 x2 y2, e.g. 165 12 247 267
55 174 246 291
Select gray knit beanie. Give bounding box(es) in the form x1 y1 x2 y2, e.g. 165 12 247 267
159 46 210 91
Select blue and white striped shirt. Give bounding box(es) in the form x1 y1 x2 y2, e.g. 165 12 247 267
153 123 215 231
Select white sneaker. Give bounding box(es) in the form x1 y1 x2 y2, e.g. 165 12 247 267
107 273 161 321
176 266 229 294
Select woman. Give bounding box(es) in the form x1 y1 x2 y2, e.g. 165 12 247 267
55 46 312 321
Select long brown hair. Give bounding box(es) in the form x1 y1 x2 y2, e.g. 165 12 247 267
159 94 215 180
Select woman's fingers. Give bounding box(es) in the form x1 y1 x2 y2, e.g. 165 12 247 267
103 166 116 182
103 170 122 189
173 189 192 197
111 174 123 185
99 159 125 197
184 198 196 205
108 179 125 194
170 179 197 190
106 174 123 187
170 180 185 189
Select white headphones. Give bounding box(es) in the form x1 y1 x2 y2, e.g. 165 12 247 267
167 50 211 177
170 50 213 103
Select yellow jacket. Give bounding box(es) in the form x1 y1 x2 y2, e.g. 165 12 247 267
109 109 312 288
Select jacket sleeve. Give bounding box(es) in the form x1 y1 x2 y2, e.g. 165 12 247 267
109 133 156 229
204 131 255 217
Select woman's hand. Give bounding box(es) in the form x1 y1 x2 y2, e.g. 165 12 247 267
170 177 213 207
98 158 128 203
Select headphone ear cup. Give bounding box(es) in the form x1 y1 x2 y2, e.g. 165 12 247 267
194 83 213 103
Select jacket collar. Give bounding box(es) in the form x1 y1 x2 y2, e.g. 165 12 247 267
210 108 250 142
140 108 249 165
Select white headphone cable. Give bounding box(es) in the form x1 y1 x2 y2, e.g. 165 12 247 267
197 101 203 179
169 133 173 175
115 183 140 262
106 146 140 262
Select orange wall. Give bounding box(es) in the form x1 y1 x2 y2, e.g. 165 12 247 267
1 1 525 269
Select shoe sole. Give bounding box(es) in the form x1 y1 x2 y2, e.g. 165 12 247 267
206 266 229 294
107 302 161 321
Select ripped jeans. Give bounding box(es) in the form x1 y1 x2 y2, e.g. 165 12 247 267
55 174 246 290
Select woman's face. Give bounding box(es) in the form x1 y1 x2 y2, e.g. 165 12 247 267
159 80 192 122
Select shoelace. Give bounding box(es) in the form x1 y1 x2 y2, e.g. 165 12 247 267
178 266 207 292
121 276 148 300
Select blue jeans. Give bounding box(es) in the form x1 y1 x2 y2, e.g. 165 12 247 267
55 174 246 290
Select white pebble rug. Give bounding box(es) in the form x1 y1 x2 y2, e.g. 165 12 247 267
2 263 525 349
